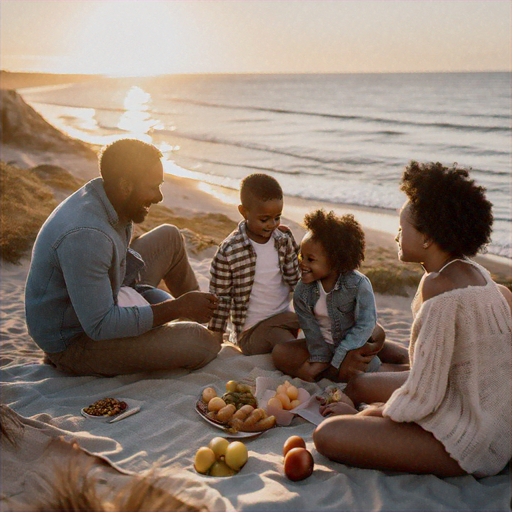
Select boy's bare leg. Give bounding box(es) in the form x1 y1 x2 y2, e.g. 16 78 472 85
313 415 466 477
344 371 409 406
238 312 299 355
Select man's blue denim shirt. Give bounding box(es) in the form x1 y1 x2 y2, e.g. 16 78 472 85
25 178 154 353
293 270 377 369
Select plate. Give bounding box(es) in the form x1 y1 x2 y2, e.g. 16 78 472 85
195 389 267 439
81 397 132 420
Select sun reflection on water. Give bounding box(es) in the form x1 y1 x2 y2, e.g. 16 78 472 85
117 86 157 141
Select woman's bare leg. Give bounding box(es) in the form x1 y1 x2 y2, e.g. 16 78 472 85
345 372 409 406
313 415 466 477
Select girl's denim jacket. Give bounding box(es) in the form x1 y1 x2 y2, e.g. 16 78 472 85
293 270 377 369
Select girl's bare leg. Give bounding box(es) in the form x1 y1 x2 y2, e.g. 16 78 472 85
272 340 313 381
313 415 466 477
345 371 409 406
378 340 409 364
378 362 410 373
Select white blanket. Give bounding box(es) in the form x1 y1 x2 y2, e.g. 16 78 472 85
1 345 510 512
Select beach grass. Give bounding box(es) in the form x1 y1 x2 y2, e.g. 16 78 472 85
0 162 57 264
0 160 237 263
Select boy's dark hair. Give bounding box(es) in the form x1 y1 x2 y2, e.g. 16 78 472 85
304 210 365 273
240 174 283 208
400 161 493 257
99 139 162 185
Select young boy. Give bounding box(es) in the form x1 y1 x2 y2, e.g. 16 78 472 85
209 174 300 355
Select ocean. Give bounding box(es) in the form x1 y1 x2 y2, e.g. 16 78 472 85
19 72 511 259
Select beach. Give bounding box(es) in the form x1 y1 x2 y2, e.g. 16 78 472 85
1 72 510 511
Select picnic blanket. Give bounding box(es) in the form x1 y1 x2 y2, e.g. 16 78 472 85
1 344 510 512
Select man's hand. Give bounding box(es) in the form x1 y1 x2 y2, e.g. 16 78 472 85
337 342 377 382
172 291 219 323
152 292 219 327
211 331 224 345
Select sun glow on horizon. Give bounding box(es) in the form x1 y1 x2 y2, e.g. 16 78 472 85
1 1 510 75
73 2 193 76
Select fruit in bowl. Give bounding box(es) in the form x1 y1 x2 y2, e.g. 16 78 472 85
264 381 310 426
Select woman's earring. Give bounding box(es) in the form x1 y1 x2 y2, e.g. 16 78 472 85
423 241 429 249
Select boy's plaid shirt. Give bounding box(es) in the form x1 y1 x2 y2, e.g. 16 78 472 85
208 221 300 341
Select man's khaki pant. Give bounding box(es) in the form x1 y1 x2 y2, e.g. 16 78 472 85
46 225 220 376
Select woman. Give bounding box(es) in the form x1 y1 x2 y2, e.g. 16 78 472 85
313 161 511 478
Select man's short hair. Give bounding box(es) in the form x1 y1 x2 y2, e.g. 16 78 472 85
99 139 163 184
240 173 283 208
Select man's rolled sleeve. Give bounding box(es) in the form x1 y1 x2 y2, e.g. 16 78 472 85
57 230 154 340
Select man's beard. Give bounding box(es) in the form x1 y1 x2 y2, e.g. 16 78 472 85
123 195 149 224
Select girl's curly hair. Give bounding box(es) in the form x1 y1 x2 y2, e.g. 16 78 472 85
304 210 365 272
400 161 493 257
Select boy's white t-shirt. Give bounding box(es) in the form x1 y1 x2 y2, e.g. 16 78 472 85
243 237 291 331
314 281 334 344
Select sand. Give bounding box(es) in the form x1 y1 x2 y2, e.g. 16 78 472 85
1 72 510 510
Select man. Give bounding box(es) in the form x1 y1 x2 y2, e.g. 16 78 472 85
25 139 220 376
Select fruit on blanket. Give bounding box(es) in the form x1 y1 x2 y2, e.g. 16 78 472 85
283 435 306 457
284 447 314 481
202 387 217 403
208 397 226 412
209 437 230 458
225 441 248 470
195 439 249 476
209 460 237 477
194 447 216 474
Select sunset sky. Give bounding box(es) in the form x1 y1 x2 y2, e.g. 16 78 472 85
1 0 510 76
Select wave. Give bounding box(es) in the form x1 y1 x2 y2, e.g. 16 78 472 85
164 97 512 134
154 128 382 170
30 98 511 135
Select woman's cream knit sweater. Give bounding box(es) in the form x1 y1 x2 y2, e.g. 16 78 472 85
383 261 511 477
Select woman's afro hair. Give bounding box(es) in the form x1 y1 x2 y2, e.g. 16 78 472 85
304 209 365 272
400 161 493 257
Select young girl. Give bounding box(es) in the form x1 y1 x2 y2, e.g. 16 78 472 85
313 161 512 478
272 210 408 383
